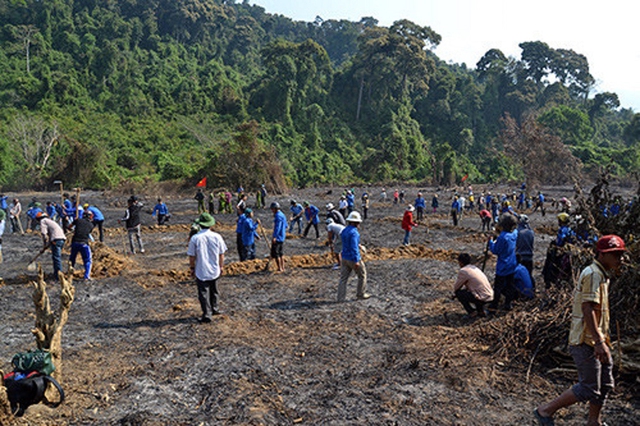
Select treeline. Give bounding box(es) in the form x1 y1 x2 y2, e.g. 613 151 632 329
0 0 638 191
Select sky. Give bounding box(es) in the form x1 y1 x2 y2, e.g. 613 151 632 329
249 0 640 112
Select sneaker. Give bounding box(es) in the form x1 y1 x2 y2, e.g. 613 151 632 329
357 293 371 300
140 249 145 253
332 264 340 270
198 317 212 324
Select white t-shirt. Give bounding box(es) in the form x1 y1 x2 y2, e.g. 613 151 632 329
187 229 228 281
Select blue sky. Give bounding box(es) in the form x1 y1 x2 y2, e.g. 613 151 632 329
250 0 640 112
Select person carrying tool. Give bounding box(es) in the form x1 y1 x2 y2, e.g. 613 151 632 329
36 212 66 279
241 208 260 261
84 203 105 242
337 211 369 302
325 218 345 270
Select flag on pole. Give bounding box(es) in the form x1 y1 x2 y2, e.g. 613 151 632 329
196 177 207 188
460 174 469 183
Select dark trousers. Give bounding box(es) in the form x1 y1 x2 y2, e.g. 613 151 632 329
489 273 517 311
416 207 424 221
303 222 319 238
236 233 246 261
455 288 486 315
451 210 459 226
196 278 219 319
93 219 104 242
50 239 65 279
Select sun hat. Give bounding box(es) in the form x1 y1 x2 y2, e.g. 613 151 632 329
406 204 415 211
596 235 626 253
196 212 216 228
326 203 335 210
346 211 362 223
326 218 334 225
557 212 570 223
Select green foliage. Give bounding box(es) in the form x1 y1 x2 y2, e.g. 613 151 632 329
0 0 636 190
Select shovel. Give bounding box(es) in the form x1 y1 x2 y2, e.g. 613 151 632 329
27 248 47 272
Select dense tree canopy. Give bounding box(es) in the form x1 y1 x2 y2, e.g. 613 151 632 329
0 0 637 191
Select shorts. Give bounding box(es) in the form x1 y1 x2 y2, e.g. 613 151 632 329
333 238 343 254
271 241 284 258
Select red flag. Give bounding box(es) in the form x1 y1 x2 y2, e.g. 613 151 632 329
460 174 469 183
196 177 207 188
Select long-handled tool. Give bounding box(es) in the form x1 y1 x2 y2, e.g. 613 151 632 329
27 248 47 272
258 222 272 272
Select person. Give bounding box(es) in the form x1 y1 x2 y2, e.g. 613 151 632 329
346 190 355 215
208 191 215 214
236 193 247 216
224 191 233 214
338 196 348 219
326 203 346 226
259 184 268 209
152 198 170 226
270 202 287 273
119 196 144 254
533 191 546 216
452 253 493 318
431 193 439 214
399 189 405 204
555 212 575 247
187 212 227 323
26 201 44 231
414 193 426 221
84 204 105 242
0 194 8 217
289 200 304 235
361 194 370 220
194 189 205 214
513 256 534 299
218 191 226 214
45 201 57 221
401 205 418 246
9 198 24 235
487 214 518 314
241 208 260 260
516 215 535 286
69 210 95 280
379 188 387 203
479 208 492 232
393 189 399 205
535 235 625 426
235 207 247 261
302 201 320 239
0 207 5 262
337 211 369 302
451 196 461 226
36 212 66 279
326 218 345 270
542 212 576 289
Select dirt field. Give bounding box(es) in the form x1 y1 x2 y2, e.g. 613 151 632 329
0 185 638 425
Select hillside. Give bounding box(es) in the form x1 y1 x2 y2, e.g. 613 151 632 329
0 0 638 191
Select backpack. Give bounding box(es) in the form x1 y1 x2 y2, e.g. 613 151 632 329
3 350 65 417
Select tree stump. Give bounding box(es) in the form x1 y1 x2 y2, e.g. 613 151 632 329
31 264 75 400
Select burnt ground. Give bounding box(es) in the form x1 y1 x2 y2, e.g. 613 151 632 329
0 185 638 425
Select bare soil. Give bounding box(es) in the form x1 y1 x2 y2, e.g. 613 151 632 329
0 185 638 425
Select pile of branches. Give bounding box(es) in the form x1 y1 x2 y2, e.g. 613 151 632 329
479 169 640 377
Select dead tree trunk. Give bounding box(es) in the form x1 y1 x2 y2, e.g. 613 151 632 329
31 265 75 399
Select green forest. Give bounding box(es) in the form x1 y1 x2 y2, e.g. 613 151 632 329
0 0 639 191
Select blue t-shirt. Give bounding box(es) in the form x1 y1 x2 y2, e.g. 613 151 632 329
241 218 259 246
273 210 287 242
87 206 105 221
414 197 426 208
514 264 534 299
489 230 517 276
290 204 303 218
304 205 320 224
341 225 361 263
236 214 246 234
153 203 169 216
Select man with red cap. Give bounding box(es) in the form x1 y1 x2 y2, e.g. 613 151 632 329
535 235 626 426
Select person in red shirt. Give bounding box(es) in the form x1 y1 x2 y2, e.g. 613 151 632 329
479 209 493 231
401 205 418 245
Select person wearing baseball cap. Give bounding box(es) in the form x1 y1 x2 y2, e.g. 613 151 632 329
536 234 625 426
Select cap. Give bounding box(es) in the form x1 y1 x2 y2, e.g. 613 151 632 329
303 201 310 206
406 204 415 212
83 203 89 209
325 218 334 225
36 212 47 219
290 199 297 205
596 235 626 253
244 208 253 215
196 212 216 228
326 203 334 210
346 211 362 223
270 202 281 210
557 212 570 223
519 214 529 224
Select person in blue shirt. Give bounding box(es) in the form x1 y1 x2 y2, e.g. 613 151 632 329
516 215 535 287
431 194 439 214
0 194 8 216
414 192 426 221
533 191 546 216
241 208 260 260
270 202 287 272
338 211 369 302
235 208 247 261
346 191 355 215
302 201 320 239
513 255 534 299
84 203 105 242
488 214 518 313
289 200 304 235
46 201 57 221
451 196 461 226
555 213 575 247
152 198 170 226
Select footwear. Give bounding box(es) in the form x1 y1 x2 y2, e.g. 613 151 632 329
534 409 554 426
140 249 145 253
332 264 340 270
357 293 371 300
198 317 212 324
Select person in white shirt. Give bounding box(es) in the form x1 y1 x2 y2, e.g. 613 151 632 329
187 213 227 323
